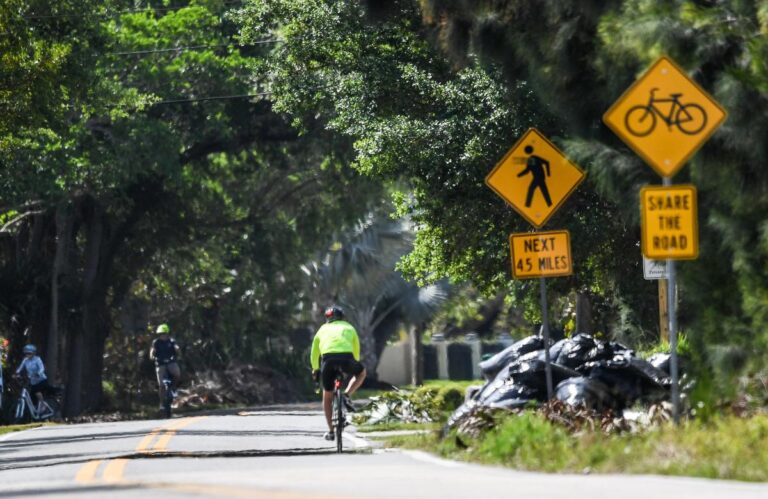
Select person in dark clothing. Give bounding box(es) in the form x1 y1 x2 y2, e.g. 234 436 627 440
517 145 552 207
149 324 180 408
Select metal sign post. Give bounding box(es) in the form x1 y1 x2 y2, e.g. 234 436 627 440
509 231 572 400
539 277 554 400
488 131 583 403
663 177 681 424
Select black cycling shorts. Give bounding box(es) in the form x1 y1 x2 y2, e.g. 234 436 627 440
30 379 50 397
320 353 364 391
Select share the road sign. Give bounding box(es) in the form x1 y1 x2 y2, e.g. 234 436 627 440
510 230 572 279
640 185 698 260
486 128 585 228
603 56 727 178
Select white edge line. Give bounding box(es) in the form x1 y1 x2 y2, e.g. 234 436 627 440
344 432 369 449
399 449 465 468
0 424 50 443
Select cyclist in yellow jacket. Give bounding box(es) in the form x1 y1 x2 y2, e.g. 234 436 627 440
311 305 367 441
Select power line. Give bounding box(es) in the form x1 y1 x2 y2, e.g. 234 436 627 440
150 92 271 105
108 39 278 56
18 1 244 21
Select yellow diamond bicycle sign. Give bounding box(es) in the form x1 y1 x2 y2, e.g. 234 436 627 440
603 56 727 178
486 128 585 228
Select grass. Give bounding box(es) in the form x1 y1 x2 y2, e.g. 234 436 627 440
383 411 768 482
355 421 440 433
0 422 52 436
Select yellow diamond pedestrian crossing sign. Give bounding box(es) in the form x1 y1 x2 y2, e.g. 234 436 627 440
603 56 727 178
485 128 585 228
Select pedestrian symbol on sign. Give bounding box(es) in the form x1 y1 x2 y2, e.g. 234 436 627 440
517 146 552 208
485 128 585 228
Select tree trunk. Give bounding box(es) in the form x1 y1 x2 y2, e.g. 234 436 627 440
47 203 74 382
358 326 378 380
80 202 107 412
575 291 592 334
64 329 83 417
409 323 424 386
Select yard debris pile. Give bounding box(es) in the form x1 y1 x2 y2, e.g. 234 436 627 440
452 399 673 440
353 390 436 425
447 334 675 431
175 363 300 409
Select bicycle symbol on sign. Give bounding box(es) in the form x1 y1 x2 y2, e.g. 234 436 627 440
624 88 708 137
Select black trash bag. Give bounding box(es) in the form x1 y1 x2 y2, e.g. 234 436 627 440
555 334 599 369
508 359 581 395
585 356 670 409
445 399 479 429
555 377 614 410
628 357 671 387
648 352 671 373
486 382 538 410
548 339 569 363
606 341 634 358
478 336 546 379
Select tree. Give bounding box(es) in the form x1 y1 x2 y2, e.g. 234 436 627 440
239 0 655 342
301 208 448 378
0 0 384 415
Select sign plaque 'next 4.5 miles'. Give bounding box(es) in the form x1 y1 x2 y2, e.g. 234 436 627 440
509 230 573 279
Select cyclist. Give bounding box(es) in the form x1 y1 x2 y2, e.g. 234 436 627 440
310 305 367 441
149 324 181 409
14 344 51 414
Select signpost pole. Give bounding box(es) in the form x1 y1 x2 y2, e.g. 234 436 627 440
663 176 681 425
539 277 554 400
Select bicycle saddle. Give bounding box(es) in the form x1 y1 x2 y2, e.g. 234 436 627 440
669 93 683 98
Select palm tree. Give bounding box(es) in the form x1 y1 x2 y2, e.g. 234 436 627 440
301 211 448 379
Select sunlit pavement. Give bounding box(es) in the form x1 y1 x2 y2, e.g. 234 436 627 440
1 407 767 498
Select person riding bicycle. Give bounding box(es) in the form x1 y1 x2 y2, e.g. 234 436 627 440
149 324 181 409
310 305 367 441
14 344 50 413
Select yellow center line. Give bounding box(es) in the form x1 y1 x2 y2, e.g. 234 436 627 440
102 458 128 483
74 459 102 484
74 416 208 485
135 428 163 453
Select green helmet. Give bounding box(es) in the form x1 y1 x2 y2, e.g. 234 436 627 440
156 323 170 334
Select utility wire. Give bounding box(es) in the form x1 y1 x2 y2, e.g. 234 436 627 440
150 92 271 105
18 1 244 20
108 39 278 56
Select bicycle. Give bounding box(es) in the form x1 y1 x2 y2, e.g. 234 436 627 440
161 372 176 419
330 370 346 453
624 87 707 137
11 377 60 424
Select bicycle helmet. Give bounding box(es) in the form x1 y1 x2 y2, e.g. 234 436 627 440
156 324 170 334
22 344 37 354
324 306 344 322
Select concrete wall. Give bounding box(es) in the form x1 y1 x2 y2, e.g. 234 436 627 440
377 336 497 386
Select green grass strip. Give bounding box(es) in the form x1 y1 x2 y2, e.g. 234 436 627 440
384 411 768 482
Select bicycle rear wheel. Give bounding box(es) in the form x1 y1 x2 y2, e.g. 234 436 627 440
335 390 343 453
163 384 173 419
624 105 656 137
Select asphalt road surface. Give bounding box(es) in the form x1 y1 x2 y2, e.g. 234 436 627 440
1 406 767 498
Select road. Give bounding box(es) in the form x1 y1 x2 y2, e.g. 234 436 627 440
1 406 767 498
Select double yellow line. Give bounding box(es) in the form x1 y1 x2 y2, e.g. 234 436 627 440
75 416 206 484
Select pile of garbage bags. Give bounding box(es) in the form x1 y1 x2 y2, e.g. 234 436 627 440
447 334 674 429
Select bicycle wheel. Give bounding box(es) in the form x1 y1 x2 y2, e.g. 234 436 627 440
676 103 707 135
624 105 656 137
335 390 343 453
164 388 173 419
13 399 28 424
